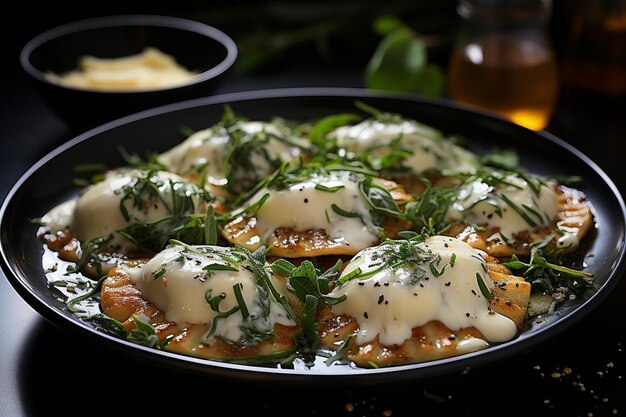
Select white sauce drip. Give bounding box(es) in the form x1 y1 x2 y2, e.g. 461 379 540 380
445 175 559 236
235 171 379 251
159 121 304 188
128 245 294 342
331 120 477 174
330 236 517 346
70 170 205 246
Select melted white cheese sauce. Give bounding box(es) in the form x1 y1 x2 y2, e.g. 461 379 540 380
159 121 304 188
331 120 478 174
41 198 77 233
70 170 206 246
330 236 517 346
235 171 379 250
128 245 294 342
446 175 559 236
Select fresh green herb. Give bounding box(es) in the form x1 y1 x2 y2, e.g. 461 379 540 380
223 349 298 366
325 336 353 366
405 179 456 234
66 276 107 313
119 147 168 172
238 246 296 321
315 183 345 192
65 235 112 276
331 204 362 219
364 16 444 97
497 193 537 227
269 259 296 277
337 267 363 285
308 113 361 149
205 289 226 311
205 306 241 340
84 314 128 338
504 246 594 287
153 268 166 279
204 205 218 245
222 193 270 223
128 315 171 349
233 283 250 319
203 263 238 272
475 273 491 299
282 260 343 365
498 232 515 246
479 149 519 170
359 177 403 218
335 237 443 288
552 175 584 187
296 294 320 366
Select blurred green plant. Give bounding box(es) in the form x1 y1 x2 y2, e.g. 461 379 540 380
365 15 445 97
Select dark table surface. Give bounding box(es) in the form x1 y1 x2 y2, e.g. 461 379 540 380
2 31 626 417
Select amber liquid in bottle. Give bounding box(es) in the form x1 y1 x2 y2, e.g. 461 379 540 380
449 35 558 130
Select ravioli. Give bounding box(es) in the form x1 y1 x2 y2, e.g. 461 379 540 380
331 119 479 175
159 120 307 195
39 169 213 275
222 170 412 257
100 244 298 362
445 180 593 257
318 236 530 367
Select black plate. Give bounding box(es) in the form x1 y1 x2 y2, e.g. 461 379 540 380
2 88 625 384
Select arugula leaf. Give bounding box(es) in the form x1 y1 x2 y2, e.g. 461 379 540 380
308 113 361 149
359 177 403 218
285 260 345 365
503 242 595 305
404 179 456 234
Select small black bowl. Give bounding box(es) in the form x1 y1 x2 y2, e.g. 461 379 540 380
20 15 237 130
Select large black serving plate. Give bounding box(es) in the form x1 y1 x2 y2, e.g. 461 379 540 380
1 88 625 384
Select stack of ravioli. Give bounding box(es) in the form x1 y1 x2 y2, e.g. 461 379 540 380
39 106 594 367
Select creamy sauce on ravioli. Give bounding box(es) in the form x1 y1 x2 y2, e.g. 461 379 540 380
67 170 207 247
331 120 478 174
159 121 304 191
330 236 517 346
446 175 559 236
234 171 379 250
128 244 294 342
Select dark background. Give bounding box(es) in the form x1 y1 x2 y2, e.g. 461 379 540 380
1 2 625 416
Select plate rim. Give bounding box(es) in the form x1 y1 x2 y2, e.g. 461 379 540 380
2 87 626 383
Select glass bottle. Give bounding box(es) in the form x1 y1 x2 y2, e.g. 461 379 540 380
561 0 626 96
448 0 558 130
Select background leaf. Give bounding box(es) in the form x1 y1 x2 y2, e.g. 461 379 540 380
365 26 444 97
